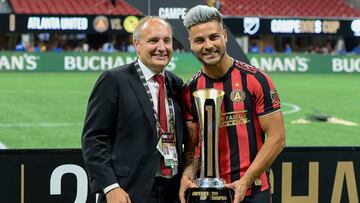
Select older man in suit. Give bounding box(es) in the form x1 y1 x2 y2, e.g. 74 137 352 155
82 16 183 203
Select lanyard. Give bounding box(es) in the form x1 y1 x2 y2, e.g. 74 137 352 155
134 61 176 136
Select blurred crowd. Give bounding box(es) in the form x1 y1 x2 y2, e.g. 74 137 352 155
5 32 360 55
248 39 360 55
9 32 186 53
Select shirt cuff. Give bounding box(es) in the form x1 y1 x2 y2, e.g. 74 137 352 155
103 183 120 194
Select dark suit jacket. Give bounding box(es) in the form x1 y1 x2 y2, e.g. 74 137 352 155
81 61 184 202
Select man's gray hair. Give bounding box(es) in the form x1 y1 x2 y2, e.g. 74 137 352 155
133 16 172 41
183 5 223 30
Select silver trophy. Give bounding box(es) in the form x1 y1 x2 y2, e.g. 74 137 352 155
187 88 232 203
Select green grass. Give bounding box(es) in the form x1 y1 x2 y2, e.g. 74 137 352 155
0 72 359 148
0 72 100 148
270 73 360 146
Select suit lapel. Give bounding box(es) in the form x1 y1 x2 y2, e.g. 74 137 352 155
128 64 157 135
165 72 184 157
128 68 183 157
165 71 175 98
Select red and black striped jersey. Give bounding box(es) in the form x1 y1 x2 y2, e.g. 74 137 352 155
181 60 281 195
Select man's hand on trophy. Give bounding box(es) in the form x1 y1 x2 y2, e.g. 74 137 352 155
179 173 197 203
226 179 248 203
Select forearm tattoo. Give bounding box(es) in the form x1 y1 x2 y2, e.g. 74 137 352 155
184 122 199 167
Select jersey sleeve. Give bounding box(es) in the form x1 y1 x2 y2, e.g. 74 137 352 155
181 84 195 122
181 84 201 157
249 70 281 116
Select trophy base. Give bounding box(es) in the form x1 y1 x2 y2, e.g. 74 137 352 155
186 187 232 203
194 178 226 188
187 179 232 203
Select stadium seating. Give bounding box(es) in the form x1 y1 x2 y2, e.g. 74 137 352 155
221 0 360 18
9 0 142 15
10 0 360 18
0 0 12 13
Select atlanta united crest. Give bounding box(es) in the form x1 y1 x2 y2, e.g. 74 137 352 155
230 89 245 102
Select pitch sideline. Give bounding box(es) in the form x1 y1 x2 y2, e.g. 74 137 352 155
0 142 7 149
282 102 301 115
0 123 82 128
0 103 300 129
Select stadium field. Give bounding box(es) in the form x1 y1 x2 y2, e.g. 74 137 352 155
0 72 359 148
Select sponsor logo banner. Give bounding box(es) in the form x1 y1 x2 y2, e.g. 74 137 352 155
1 52 360 73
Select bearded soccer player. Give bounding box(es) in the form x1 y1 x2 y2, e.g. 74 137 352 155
179 5 286 203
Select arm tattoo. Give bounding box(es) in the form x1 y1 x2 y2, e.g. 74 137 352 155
184 122 199 167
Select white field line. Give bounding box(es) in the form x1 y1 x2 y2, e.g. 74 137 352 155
0 90 87 94
0 123 82 128
282 102 301 115
0 142 7 149
0 103 300 128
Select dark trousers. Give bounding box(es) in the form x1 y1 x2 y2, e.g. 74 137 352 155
147 177 180 203
97 177 180 203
